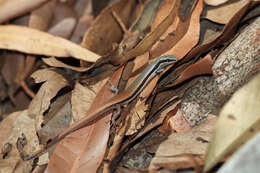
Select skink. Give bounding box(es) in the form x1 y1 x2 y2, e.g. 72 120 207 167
24 55 177 160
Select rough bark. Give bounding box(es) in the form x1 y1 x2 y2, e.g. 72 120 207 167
181 17 260 126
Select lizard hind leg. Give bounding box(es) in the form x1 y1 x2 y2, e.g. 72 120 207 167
111 104 121 124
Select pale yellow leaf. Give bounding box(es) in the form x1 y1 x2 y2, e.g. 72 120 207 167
204 73 260 172
0 25 100 62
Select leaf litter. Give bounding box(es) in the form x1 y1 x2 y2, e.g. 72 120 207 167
0 0 259 173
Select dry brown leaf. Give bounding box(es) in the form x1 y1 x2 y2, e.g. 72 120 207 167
181 0 251 65
82 0 136 55
123 0 202 135
125 80 156 135
204 0 229 6
0 25 100 62
170 54 213 87
0 110 40 173
71 0 93 43
0 0 48 23
149 115 217 171
118 100 180 162
109 0 180 66
45 68 123 173
28 69 69 132
204 73 260 172
71 80 108 121
164 108 192 133
1 52 24 86
73 0 92 17
110 0 181 135
37 92 72 145
71 16 93 44
20 0 56 93
48 2 77 38
149 0 181 58
29 0 56 30
204 0 250 24
159 0 251 93
161 0 203 59
114 0 202 146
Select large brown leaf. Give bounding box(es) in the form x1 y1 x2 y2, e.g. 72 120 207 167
45 68 123 173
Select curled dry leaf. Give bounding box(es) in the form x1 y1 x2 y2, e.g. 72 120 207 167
149 0 180 58
149 115 217 171
0 0 48 23
28 69 69 132
204 73 260 172
204 0 250 24
42 57 89 72
1 52 24 86
0 25 100 62
173 54 213 86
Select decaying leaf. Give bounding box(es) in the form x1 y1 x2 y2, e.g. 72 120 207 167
0 110 39 173
0 25 100 62
204 73 260 172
